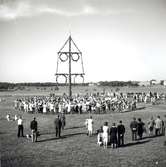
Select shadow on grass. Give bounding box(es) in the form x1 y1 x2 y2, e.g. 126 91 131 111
118 106 146 114
65 125 85 130
142 134 164 140
40 126 85 135
135 106 146 111
40 131 55 135
37 136 66 142
38 132 86 143
121 139 151 147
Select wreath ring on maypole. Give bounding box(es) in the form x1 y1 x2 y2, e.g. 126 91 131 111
71 53 80 62
56 74 67 83
59 53 68 62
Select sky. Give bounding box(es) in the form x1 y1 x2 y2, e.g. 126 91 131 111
0 0 166 83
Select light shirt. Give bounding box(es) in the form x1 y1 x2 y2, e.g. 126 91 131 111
155 118 162 129
18 118 23 125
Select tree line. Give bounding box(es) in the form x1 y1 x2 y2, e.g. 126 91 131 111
98 81 139 87
0 82 89 90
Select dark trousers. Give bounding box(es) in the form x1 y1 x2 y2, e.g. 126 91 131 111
110 137 117 148
138 133 143 140
56 127 61 138
118 134 124 146
155 128 160 136
132 131 137 141
17 125 24 137
61 121 65 130
31 130 37 142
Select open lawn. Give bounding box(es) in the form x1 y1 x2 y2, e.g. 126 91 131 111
0 88 166 167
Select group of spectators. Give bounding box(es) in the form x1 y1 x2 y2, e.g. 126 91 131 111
6 113 66 143
6 112 166 146
85 115 166 149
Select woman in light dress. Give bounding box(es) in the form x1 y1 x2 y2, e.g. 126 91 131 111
43 103 47 114
87 116 93 136
102 122 109 148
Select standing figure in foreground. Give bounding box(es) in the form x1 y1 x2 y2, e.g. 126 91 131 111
102 122 109 149
130 117 138 141
147 116 155 136
97 126 103 146
137 118 145 140
110 123 118 148
87 116 93 136
17 116 24 137
117 120 125 146
155 116 162 136
163 115 166 136
60 113 66 130
54 115 62 138
30 117 38 142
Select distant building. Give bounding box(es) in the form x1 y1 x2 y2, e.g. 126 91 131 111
88 82 96 86
164 81 166 86
138 81 150 86
161 80 166 86
150 80 161 85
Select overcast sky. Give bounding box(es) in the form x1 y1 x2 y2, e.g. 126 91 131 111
0 0 166 83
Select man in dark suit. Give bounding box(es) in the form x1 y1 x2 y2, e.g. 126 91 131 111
30 117 38 142
110 123 118 148
130 117 138 141
60 113 66 130
117 120 125 146
54 115 62 138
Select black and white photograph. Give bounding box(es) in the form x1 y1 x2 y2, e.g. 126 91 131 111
0 0 166 166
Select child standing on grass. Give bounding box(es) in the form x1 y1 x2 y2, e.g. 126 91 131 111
97 126 103 146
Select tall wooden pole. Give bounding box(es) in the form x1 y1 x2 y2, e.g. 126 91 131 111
69 36 72 99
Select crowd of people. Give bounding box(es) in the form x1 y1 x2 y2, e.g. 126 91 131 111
85 115 166 149
5 111 166 146
4 90 166 145
6 113 66 143
13 91 166 115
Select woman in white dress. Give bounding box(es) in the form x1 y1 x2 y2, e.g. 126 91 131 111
102 122 109 149
43 103 47 114
87 116 93 136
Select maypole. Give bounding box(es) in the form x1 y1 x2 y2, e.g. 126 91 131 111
55 35 85 100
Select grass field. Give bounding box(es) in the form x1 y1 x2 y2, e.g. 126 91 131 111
0 87 166 167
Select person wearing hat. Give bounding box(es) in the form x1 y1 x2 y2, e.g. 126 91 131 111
130 117 138 141
117 120 125 146
110 123 118 148
54 115 62 138
30 117 38 142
